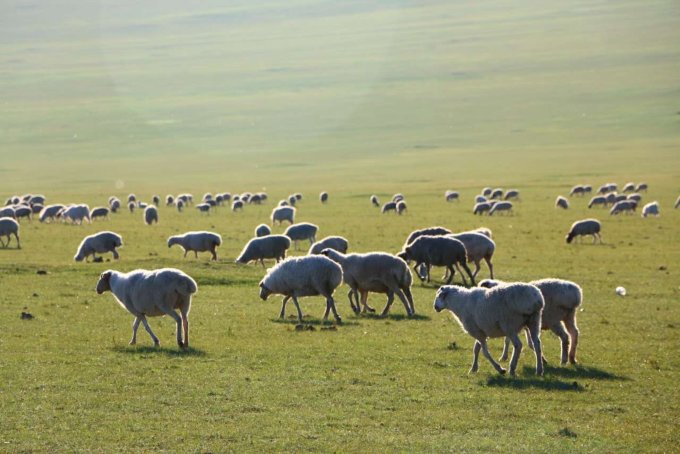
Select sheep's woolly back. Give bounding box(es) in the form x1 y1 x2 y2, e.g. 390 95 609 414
404 226 452 247
308 236 349 255
484 283 544 315
260 255 342 297
530 278 582 312
285 223 318 240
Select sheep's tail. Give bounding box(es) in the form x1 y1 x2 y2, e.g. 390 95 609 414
175 274 198 295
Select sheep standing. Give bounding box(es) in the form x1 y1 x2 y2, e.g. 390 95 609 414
168 231 222 261
90 207 110 221
473 202 491 215
609 200 637 215
396 200 407 215
166 195 175 206
381 202 396 214
235 235 291 267
74 231 123 262
641 202 660 218
308 236 349 255
152 195 160 206
144 205 158 225
320 192 329 204
370 195 380 207
489 201 513 216
321 249 415 316
271 206 295 225
504 189 520 200
555 196 569 209
14 206 32 222
0 218 20 248
398 235 474 286
448 232 495 280
284 223 318 250
232 200 243 212
434 284 544 376
479 279 581 365
636 183 648 192
39 204 65 223
62 204 91 224
196 203 211 214
490 188 504 199
96 268 197 348
128 201 136 213
566 219 602 244
445 191 459 202
255 224 272 237
258 256 343 323
622 182 636 193
404 226 452 247
110 198 121 213
569 185 585 197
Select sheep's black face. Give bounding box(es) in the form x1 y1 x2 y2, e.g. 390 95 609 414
96 271 112 294
259 283 271 300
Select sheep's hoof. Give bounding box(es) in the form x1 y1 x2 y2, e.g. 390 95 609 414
468 367 478 374
129 340 136 345
502 369 510 376
335 317 343 325
154 341 160 347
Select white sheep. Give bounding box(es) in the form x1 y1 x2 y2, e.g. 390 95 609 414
489 201 513 216
433 284 544 376
0 207 15 219
195 203 211 214
474 195 487 204
0 217 20 248
166 195 175 206
370 195 380 207
271 206 295 225
284 222 318 250
39 204 65 223
308 236 349 255
62 204 91 224
14 205 32 222
74 231 123 262
255 223 272 237
479 278 581 365
566 219 602 244
622 182 636 193
90 207 110 221
482 187 492 197
588 195 607 208
448 232 495 280
168 231 222 261
96 268 197 348
381 202 397 213
403 226 452 247
445 191 460 202
609 200 637 215
258 256 343 323
236 235 291 267
504 189 520 200
569 185 585 197
396 200 407 215
641 201 660 218
473 202 491 215
127 201 136 213
555 196 569 209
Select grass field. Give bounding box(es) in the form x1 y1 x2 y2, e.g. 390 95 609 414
1 0 679 452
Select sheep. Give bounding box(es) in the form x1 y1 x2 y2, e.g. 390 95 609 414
489 201 513 216
308 236 349 255
583 185 592 193
627 193 642 203
96 268 197 348
0 218 20 248
233 195 241 202
433 283 544 376
392 193 404 203
127 194 136 203
320 191 329 203
166 195 175 206
196 203 211 214
607 183 618 192
473 202 491 215
403 226 452 248
293 193 302 200
482 187 492 197
381 202 397 213
278 200 289 207
285 222 318 250
14 206 32 222
609 200 637 215
622 182 636 193
168 231 222 261
566 218 602 244
504 189 520 200
641 201 660 218
62 204 91 224
271 206 295 225
287 195 296 206
74 231 123 262
127 201 136 213
636 183 648 192
597 184 609 195
152 195 160 206
203 193 213 202
605 192 618 206
396 200 407 215
39 204 65 223
205 200 217 208
490 188 504 199
235 235 291 267
675 196 680 209
258 255 343 323
474 195 487 204
138 201 148 209
370 195 380 207
31 204 43 214
221 193 232 202
177 199 184 212
110 198 121 213
448 232 495 280
144 206 159 225
242 193 252 203
321 249 415 316
28 195 46 206
398 235 474 286
555 196 569 209
445 191 459 202
255 223 272 237
249 194 261 205
569 185 585 197
232 200 244 212
90 207 110 221
587 195 607 208
613 194 628 204
479 278 582 365
466 227 493 239
177 194 192 205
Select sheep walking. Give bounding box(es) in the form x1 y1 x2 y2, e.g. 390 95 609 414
96 268 197 348
259 256 343 323
566 219 602 244
236 235 291 267
434 284 544 376
284 223 318 250
74 231 123 262
0 218 20 248
308 236 349 255
168 231 222 261
448 232 495 280
398 235 474 286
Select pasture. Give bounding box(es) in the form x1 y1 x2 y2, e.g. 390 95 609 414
1 0 679 452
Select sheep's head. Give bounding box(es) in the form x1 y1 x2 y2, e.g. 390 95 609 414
433 285 464 312
74 252 85 262
96 271 113 294
259 282 272 300
167 236 178 248
565 233 574 244
397 248 411 262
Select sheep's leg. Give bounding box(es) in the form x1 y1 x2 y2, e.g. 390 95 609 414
472 261 481 280
549 323 570 365
327 296 342 323
360 290 376 313
180 299 190 348
0 236 6 248
194 251 198 259
260 259 266 268
413 263 426 282
279 296 290 319
160 307 184 347
291 295 304 322
507 333 523 376
500 337 510 362
470 341 482 373
140 316 160 346
403 286 415 315
14 233 20 249
112 248 119 260
323 298 331 320
394 288 413 316
485 256 494 279
183 250 188 258
479 339 507 374
459 261 475 286
564 314 580 365
445 265 455 285
527 320 544 376
210 245 218 261
129 317 141 345
380 291 395 317
347 289 359 314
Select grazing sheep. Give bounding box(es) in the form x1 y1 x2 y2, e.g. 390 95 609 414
569 185 585 197
613 194 628 204
448 232 495 280
308 236 349 255
404 226 452 248
604 193 618 206
177 199 184 212
398 235 474 286
271 206 295 225
31 204 44 214
0 218 20 248
152 195 160 206
28 195 46 206
433 284 544 376
221 193 232 202
320 191 329 203
128 201 136 213
636 183 648 192
474 195 487 204
205 200 217 208
203 193 213 202
370 195 380 207
293 193 302 200
504 189 520 200
392 193 404 203
490 188 504 200
285 223 318 250
62 204 91 224
479 278 582 365
627 193 642 203
242 193 253 204
14 206 32 222
249 194 261 205
214 194 223 205
445 191 460 202
196 203 211 214
321 249 415 316
473 202 491 215
166 195 175 206
233 195 241 202
39 204 65 223
489 201 513 216
90 207 110 221
482 187 492 197
168 231 222 261
127 194 136 203
396 200 407 215
597 185 609 195
622 182 636 193
278 200 289 207
235 235 291 267
381 202 397 213
255 223 272 237
144 206 159 225
609 200 637 215
232 200 244 212
588 196 607 208
555 196 569 209
74 231 123 262
566 219 602 244
641 201 660 218
583 185 592 193
110 198 121 213
96 268 197 348
258 256 343 323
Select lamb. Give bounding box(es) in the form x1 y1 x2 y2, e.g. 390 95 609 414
504 189 520 200
166 195 175 206
39 204 65 223
320 191 329 203
321 249 415 316
622 182 636 193
271 206 295 225
308 236 349 255
636 183 648 192
74 231 123 262
284 223 318 250
489 201 513 215
609 200 637 215
588 196 607 208
370 195 380 207
473 202 491 215
168 231 222 261
90 207 110 221
396 200 407 215
144 205 159 225
381 202 397 213
448 232 495 280
235 235 291 267
479 278 581 365
403 226 452 248
445 191 460 202
555 196 569 209
569 185 585 197
433 283 544 376
0 218 20 248
62 204 91 224
255 223 272 237
641 201 660 218
398 235 474 286
96 268 197 348
566 218 602 244
258 255 343 323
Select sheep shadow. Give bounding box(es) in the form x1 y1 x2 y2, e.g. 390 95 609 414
111 345 206 357
360 313 431 322
484 375 585 392
536 364 628 381
270 317 361 327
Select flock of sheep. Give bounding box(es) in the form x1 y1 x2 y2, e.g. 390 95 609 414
2 182 675 377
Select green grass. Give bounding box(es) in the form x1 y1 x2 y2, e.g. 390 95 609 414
1 0 679 452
